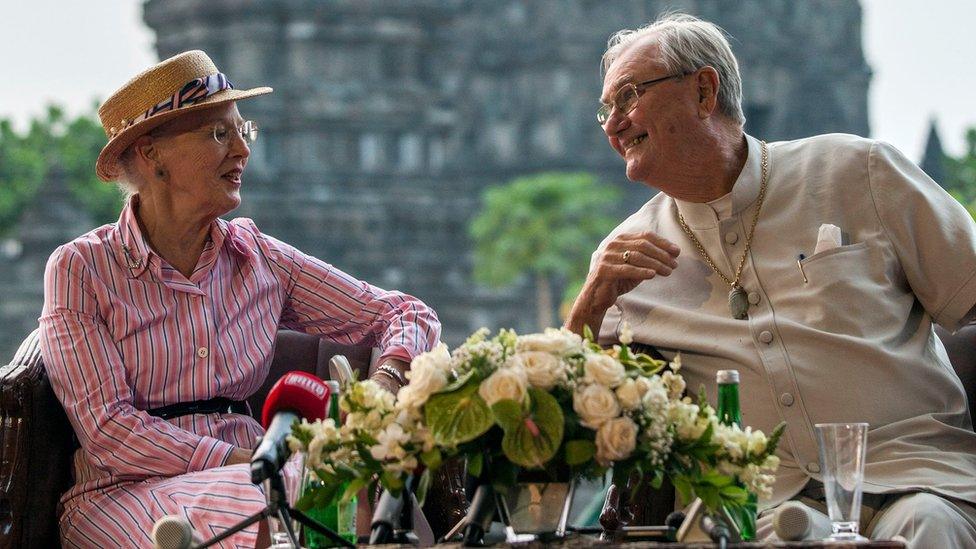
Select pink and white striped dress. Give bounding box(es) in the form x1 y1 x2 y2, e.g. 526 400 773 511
39 198 440 548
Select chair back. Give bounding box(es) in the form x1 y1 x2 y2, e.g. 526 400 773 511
936 324 976 427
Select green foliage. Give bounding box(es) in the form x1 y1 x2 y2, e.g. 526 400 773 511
944 128 976 221
424 380 494 446
469 172 621 288
0 105 123 236
493 389 565 468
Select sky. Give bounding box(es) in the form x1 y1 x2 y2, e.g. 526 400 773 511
1 1 974 161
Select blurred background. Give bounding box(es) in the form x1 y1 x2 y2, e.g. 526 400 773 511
1 0 975 360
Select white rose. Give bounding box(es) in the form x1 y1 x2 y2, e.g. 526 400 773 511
595 416 638 465
411 342 452 374
404 352 449 405
573 383 622 429
517 351 565 390
641 382 669 412
583 353 626 388
615 378 643 411
478 366 529 406
517 328 583 355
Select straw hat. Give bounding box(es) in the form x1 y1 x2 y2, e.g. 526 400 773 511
95 50 272 181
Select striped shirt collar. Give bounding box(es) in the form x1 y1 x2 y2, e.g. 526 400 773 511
115 195 254 279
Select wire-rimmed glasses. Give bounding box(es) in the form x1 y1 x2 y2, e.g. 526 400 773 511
596 72 688 125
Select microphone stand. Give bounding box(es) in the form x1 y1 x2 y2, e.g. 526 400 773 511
194 469 353 548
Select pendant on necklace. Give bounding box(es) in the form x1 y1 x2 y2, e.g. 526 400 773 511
728 286 749 320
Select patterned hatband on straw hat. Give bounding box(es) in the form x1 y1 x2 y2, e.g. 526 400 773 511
95 50 272 182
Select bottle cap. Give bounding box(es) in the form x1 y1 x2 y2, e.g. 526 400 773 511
716 369 739 384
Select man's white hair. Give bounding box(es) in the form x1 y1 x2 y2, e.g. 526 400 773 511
602 13 745 126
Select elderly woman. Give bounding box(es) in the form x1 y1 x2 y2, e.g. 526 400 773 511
39 50 440 547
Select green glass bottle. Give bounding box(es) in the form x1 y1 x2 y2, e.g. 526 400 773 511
303 380 357 547
716 370 757 541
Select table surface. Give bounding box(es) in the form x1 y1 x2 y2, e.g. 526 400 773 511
423 534 906 548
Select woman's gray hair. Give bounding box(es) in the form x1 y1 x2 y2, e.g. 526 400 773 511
602 13 745 126
115 147 145 198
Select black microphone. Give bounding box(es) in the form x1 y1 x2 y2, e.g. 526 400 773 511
369 485 408 544
462 483 497 545
250 372 330 484
665 510 687 531
700 513 733 549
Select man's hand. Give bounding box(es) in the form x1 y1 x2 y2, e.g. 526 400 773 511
225 447 253 466
565 231 680 335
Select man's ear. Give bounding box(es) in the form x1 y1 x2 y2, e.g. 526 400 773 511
695 66 720 118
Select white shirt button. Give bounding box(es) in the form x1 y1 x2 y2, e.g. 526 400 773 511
748 292 761 305
807 462 821 474
725 232 739 244
779 393 795 406
197 347 209 358
759 331 773 344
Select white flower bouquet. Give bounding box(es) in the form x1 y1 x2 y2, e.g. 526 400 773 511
289 326 784 516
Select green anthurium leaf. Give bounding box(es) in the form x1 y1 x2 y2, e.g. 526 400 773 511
416 468 432 507
498 388 564 468
491 398 524 431
467 451 484 478
564 439 596 466
425 381 494 446
440 369 476 394
421 448 442 470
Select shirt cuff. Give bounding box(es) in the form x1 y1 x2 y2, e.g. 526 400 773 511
188 437 236 472
376 348 414 368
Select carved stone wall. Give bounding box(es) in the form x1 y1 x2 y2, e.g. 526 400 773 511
0 0 870 358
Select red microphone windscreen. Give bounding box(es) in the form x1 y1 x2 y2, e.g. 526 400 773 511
261 371 332 428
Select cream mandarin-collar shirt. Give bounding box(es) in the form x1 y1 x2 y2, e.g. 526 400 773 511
597 133 976 509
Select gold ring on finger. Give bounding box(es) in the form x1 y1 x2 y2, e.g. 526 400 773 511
622 250 631 264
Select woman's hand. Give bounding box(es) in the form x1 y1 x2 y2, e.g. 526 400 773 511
370 358 409 395
565 231 680 335
225 447 253 466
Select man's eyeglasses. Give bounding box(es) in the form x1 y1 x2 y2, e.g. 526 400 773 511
596 73 688 125
212 120 259 145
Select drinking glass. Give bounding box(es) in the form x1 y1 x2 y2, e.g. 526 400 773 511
814 422 869 541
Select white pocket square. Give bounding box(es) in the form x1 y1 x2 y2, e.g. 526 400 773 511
813 223 842 255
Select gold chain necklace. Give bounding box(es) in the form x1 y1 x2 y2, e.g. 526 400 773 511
675 140 769 320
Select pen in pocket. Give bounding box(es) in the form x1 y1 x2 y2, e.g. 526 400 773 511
797 254 808 284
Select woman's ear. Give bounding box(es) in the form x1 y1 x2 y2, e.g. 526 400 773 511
132 135 167 179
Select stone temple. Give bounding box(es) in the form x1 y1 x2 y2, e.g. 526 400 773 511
0 0 870 357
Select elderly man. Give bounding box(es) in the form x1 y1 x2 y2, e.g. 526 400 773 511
566 13 976 547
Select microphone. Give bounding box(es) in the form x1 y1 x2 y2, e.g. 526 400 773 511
151 515 200 549
370 485 407 544
251 371 331 484
773 501 832 541
700 512 733 547
665 510 686 531
370 475 436 545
